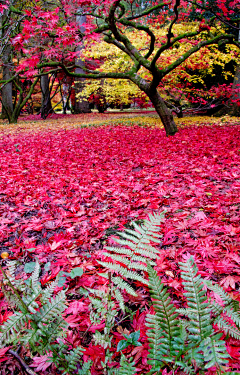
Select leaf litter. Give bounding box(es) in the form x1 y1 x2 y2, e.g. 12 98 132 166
0 113 240 372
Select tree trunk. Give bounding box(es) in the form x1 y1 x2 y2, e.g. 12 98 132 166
229 64 240 116
74 10 90 114
1 10 13 121
1 58 13 120
40 75 53 119
147 89 178 135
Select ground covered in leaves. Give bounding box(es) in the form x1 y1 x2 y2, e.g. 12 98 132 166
0 113 240 373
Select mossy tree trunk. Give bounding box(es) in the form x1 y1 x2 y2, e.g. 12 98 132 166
147 89 178 135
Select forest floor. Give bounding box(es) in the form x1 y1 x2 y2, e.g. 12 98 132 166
0 113 240 373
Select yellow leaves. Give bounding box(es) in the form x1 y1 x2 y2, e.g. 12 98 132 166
1 114 240 137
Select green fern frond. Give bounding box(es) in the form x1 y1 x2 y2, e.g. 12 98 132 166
145 313 165 373
98 213 165 303
101 254 147 272
0 312 28 344
147 263 179 352
175 360 195 374
215 316 240 340
203 279 232 304
176 308 196 320
183 346 204 369
223 306 240 328
23 290 41 311
203 333 229 369
41 278 59 303
63 346 85 372
118 355 136 375
114 288 125 312
94 330 112 349
112 277 138 297
209 300 224 315
77 360 92 375
2 289 23 309
97 261 148 284
104 245 158 259
179 257 212 341
30 259 41 289
105 246 133 256
36 290 67 324
116 231 143 243
5 260 26 292
130 254 155 265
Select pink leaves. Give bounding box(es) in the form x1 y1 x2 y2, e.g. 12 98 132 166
30 354 53 372
0 121 240 286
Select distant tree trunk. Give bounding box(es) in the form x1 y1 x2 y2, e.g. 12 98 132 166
40 75 53 119
229 26 240 116
0 11 13 121
1 51 13 120
147 89 178 135
229 64 240 116
74 10 90 114
215 27 240 117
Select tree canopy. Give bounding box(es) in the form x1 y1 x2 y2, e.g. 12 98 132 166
0 0 239 133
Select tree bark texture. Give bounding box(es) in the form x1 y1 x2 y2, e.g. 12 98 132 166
1 51 13 120
229 64 240 116
1 10 13 120
74 11 90 114
40 75 53 119
147 89 178 135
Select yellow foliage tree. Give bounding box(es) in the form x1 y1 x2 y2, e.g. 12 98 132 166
77 22 239 114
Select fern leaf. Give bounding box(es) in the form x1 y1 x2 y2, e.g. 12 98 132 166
215 316 240 340
5 261 26 291
145 313 165 373
179 257 212 340
64 346 85 369
97 261 148 284
130 255 155 264
117 231 143 243
41 278 59 303
36 290 67 324
114 288 125 312
174 360 195 374
176 308 196 320
203 333 229 369
112 277 137 297
77 360 92 375
223 306 240 328
104 254 130 266
147 263 179 354
183 346 204 369
131 222 146 235
94 330 112 349
118 355 136 375
123 228 143 238
203 279 232 304
30 259 41 289
209 300 224 315
105 246 133 257
0 312 29 344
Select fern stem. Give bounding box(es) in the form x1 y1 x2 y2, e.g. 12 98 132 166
0 263 30 315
